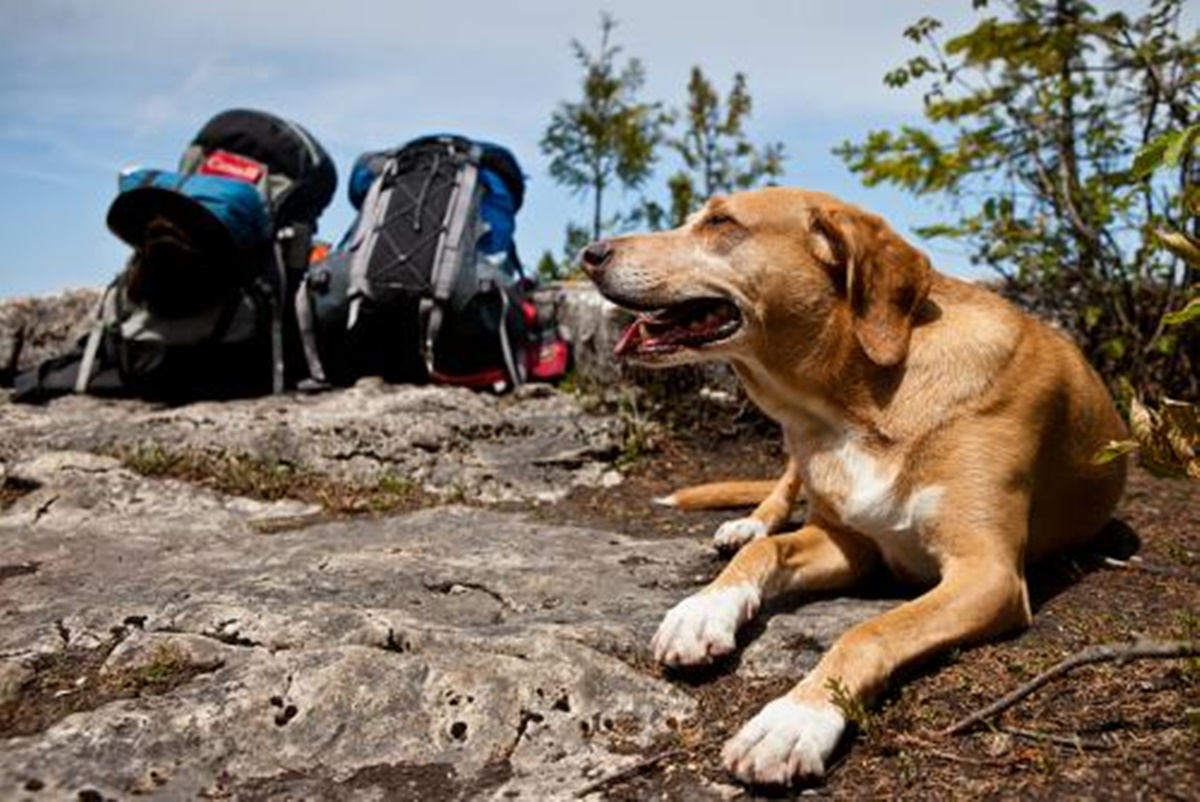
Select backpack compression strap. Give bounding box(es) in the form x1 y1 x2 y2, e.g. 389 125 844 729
421 143 483 374
294 271 329 390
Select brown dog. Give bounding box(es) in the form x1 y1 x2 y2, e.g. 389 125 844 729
582 188 1127 785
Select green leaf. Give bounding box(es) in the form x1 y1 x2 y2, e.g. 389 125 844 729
1132 125 1200 180
1163 297 1200 327
1131 135 1171 180
1163 125 1200 169
1093 439 1137 466
1153 230 1200 267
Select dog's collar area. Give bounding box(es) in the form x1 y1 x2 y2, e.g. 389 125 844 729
613 297 742 358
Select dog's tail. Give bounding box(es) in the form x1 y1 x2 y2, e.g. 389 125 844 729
654 480 776 511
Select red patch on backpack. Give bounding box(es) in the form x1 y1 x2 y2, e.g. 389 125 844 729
199 150 266 185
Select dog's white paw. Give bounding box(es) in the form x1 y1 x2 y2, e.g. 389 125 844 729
721 696 846 785
713 517 768 551
651 584 761 667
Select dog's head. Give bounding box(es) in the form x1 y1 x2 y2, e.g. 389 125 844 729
582 188 933 371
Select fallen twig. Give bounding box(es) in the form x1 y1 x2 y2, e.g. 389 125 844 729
1000 726 1113 751
1101 556 1195 581
895 734 1011 766
574 748 689 798
940 639 1200 736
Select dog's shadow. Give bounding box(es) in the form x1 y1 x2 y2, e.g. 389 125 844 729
1027 517 1141 609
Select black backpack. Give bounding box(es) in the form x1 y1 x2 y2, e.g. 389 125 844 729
181 108 337 269
296 134 534 392
12 109 336 404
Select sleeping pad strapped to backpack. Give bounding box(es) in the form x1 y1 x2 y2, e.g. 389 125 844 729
12 108 336 403
295 134 569 392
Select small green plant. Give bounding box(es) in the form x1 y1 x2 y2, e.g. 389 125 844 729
116 447 432 518
1178 612 1200 684
827 677 876 739
108 642 201 695
122 444 180 477
366 474 420 513
615 390 662 467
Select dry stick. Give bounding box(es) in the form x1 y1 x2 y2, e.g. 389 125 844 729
1000 726 1112 751
1101 556 1196 581
940 639 1200 737
895 734 1011 767
573 748 689 799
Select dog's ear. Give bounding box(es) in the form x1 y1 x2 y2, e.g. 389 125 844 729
810 207 932 367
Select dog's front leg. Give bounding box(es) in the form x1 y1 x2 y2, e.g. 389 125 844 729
712 457 803 552
653 520 876 666
722 559 1032 785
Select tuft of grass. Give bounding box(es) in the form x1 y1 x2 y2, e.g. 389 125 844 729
108 642 217 695
116 446 434 518
1177 612 1200 684
0 638 222 739
614 390 664 467
827 677 878 740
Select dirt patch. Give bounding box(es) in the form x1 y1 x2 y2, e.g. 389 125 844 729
0 475 38 511
0 561 40 586
0 635 223 739
541 414 1200 800
227 756 515 801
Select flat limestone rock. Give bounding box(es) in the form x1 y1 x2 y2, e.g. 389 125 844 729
0 288 102 382
0 451 894 799
0 380 623 504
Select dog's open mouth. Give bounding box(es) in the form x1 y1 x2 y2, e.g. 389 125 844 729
613 297 743 358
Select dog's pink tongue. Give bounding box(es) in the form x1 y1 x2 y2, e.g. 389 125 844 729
614 318 649 357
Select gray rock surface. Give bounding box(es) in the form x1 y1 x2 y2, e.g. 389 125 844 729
0 288 102 381
0 380 623 504
0 450 892 799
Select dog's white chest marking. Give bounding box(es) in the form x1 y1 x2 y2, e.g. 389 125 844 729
801 433 943 579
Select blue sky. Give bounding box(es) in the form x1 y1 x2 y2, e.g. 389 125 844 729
1 1 1016 297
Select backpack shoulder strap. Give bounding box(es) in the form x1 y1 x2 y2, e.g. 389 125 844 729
74 283 119 394
345 156 399 330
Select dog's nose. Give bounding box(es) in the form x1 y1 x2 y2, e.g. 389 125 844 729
580 240 614 276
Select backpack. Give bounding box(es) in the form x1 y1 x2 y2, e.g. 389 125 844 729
296 134 553 392
181 108 337 268
12 109 336 404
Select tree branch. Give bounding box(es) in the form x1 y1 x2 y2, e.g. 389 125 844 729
940 639 1200 737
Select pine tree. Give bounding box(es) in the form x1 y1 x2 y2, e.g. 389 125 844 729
541 14 668 244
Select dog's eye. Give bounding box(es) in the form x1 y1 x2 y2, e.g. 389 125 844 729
702 213 736 229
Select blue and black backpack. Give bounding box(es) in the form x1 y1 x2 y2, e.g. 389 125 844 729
13 108 336 403
295 134 567 393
